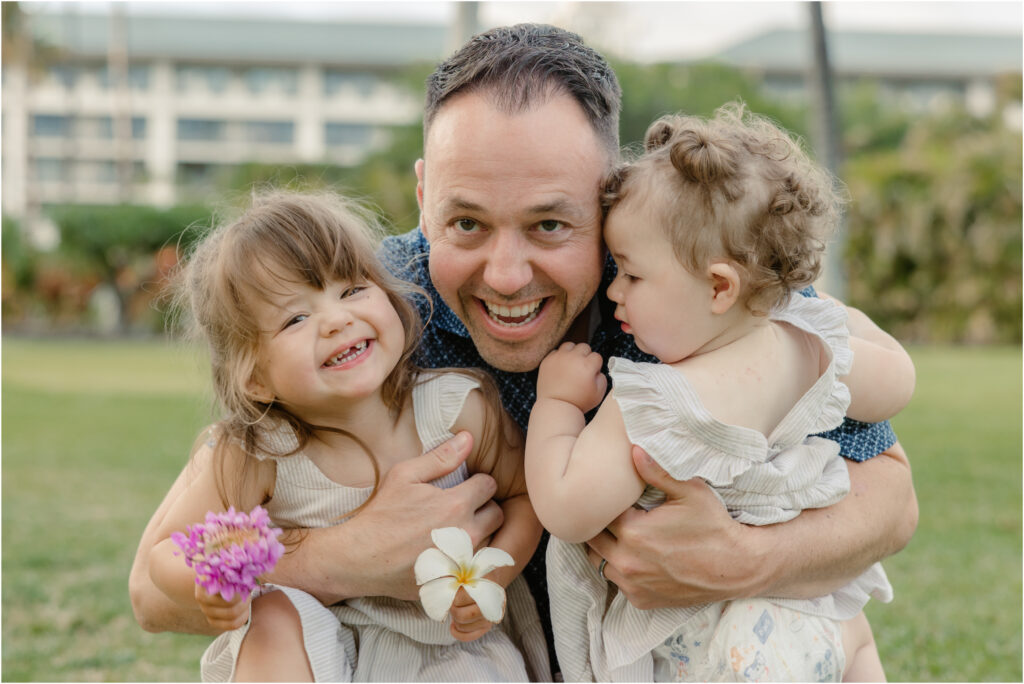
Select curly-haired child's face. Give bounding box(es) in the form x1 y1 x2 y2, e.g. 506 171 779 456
247 279 405 422
604 199 721 365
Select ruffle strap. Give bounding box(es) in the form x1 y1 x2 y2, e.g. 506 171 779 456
609 357 768 487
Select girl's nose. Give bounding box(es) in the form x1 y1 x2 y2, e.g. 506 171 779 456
320 307 353 337
607 273 625 303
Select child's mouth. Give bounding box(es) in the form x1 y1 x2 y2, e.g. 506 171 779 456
323 340 369 367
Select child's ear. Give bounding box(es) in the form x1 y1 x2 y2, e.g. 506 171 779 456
707 262 742 314
246 374 274 404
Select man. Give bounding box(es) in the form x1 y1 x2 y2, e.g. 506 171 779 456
130 23 917 672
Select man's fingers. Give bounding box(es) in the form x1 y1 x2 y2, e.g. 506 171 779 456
465 498 504 546
397 431 473 484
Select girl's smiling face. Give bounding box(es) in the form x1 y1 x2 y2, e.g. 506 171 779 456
247 277 406 421
604 197 722 366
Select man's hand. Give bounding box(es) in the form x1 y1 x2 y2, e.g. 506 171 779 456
268 431 505 604
536 342 607 411
195 584 250 632
585 446 763 610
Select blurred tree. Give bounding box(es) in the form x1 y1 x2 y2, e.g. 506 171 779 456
843 104 1022 343
48 204 213 333
612 60 809 151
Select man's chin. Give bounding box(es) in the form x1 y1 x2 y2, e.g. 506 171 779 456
468 332 554 373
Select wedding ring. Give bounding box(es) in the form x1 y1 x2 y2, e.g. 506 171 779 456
598 558 608 581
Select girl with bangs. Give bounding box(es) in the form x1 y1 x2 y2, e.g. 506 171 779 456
147 192 547 682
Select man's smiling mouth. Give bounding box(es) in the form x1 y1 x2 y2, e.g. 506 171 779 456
483 299 544 327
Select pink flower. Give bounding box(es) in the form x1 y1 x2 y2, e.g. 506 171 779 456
171 505 285 602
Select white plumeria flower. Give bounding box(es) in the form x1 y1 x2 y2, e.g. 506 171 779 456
414 527 514 623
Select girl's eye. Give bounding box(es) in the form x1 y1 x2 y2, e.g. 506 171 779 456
341 285 366 298
283 314 307 328
536 220 564 233
454 219 480 233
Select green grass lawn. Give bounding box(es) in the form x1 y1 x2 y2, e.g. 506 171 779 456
2 338 1021 681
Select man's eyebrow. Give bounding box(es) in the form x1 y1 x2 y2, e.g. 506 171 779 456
438 196 485 213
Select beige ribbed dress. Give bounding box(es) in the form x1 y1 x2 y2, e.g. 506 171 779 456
201 372 550 682
546 295 892 682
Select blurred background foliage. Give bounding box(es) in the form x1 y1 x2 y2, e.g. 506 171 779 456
2 58 1021 343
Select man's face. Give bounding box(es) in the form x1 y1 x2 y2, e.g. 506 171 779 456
417 91 607 372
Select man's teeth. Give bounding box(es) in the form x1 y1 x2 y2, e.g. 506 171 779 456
485 299 542 327
324 340 368 367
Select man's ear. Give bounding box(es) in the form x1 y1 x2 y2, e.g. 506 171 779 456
414 158 425 216
707 262 742 315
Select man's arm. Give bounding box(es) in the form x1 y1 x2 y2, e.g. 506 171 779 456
129 432 503 633
587 442 917 609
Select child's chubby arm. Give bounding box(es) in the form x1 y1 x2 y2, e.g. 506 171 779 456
146 429 275 634
445 384 542 642
525 342 646 544
820 294 916 422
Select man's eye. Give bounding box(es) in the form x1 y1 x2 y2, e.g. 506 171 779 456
454 219 479 233
536 220 564 233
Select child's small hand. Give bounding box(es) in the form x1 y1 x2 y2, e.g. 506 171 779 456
537 342 608 411
194 582 251 632
448 587 495 642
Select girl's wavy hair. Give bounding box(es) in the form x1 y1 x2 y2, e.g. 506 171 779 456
603 102 845 315
173 192 428 508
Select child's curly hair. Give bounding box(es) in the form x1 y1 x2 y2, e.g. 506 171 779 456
604 102 845 315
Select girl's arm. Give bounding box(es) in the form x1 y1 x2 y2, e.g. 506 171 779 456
818 294 916 423
448 385 543 641
454 388 541 589
146 433 274 631
524 343 646 544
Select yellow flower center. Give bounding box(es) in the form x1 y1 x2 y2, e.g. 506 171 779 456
454 564 475 586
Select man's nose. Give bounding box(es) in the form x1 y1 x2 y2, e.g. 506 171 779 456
482 231 533 295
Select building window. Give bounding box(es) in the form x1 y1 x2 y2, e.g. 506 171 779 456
98 64 150 90
245 120 295 144
325 122 373 147
34 158 67 182
176 65 231 94
82 160 146 184
323 70 378 97
245 67 298 95
177 118 226 142
47 64 77 89
33 115 72 137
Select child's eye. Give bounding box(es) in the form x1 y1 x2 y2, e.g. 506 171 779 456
283 314 307 328
340 285 366 299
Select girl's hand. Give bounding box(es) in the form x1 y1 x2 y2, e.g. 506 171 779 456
448 587 495 642
194 583 251 632
536 342 608 411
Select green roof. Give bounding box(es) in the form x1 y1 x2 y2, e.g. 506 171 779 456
715 28 1022 78
27 11 449 67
